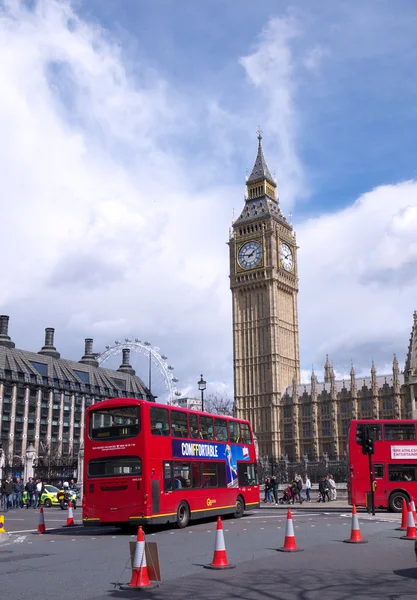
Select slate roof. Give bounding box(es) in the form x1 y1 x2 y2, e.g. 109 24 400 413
234 196 291 228
247 136 276 186
0 345 151 399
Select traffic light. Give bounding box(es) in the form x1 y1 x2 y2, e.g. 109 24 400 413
365 437 374 455
356 425 368 454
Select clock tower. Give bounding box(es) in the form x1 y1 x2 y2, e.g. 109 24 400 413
229 132 300 460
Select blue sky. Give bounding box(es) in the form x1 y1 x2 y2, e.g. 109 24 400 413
1 0 417 400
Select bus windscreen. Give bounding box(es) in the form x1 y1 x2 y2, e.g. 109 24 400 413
89 405 140 440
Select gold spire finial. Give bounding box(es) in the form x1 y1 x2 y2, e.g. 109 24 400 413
257 125 263 142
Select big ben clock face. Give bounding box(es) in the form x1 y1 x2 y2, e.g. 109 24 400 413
280 243 293 271
238 241 263 270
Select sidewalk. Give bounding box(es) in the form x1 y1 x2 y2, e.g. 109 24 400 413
258 499 358 511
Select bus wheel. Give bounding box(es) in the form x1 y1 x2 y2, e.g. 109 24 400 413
176 501 190 528
233 495 245 519
389 491 408 512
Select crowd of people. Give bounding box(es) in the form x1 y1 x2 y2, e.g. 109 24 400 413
263 473 337 504
0 475 78 512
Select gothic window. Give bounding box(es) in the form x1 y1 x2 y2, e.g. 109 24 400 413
283 406 292 419
383 397 393 411
340 401 350 415
321 403 330 417
303 444 312 457
360 399 372 416
302 422 311 438
302 404 311 418
284 423 292 439
321 421 331 437
341 420 350 437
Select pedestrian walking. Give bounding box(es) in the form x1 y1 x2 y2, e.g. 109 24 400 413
25 477 36 509
1 476 14 512
270 476 279 505
305 474 311 502
13 477 24 508
327 474 337 500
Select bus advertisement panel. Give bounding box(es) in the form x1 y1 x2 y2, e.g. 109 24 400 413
82 398 260 528
347 419 417 512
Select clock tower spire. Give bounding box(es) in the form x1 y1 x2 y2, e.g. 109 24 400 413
229 131 301 461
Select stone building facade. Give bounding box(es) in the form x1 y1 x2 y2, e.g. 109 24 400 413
0 315 152 468
230 134 417 461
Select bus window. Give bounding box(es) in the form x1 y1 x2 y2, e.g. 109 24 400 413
229 421 241 443
373 464 384 479
201 462 218 487
191 462 201 487
150 407 170 436
388 464 417 481
384 424 416 441
214 418 228 442
173 462 191 488
237 463 258 486
164 461 172 491
240 422 252 444
201 462 226 487
171 410 188 438
89 405 140 440
88 456 142 478
189 413 199 439
200 416 214 440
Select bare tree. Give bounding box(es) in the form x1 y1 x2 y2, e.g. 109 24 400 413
204 392 234 416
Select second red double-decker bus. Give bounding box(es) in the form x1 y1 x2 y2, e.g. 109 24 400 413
347 419 417 511
82 398 260 528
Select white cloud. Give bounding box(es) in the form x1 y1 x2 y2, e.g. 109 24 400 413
0 2 415 405
298 180 417 377
239 16 314 207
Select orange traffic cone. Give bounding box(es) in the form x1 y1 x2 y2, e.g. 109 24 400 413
343 505 367 544
400 503 417 541
277 508 304 552
204 517 236 569
395 498 408 531
35 507 46 534
128 527 151 587
410 497 417 525
63 501 75 527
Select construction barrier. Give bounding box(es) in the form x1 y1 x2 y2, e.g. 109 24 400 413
277 508 304 552
0 515 7 543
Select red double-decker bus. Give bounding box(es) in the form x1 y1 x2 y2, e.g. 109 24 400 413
82 398 260 528
347 419 417 511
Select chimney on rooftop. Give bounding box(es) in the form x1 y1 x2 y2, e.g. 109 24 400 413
79 338 99 367
38 327 60 359
117 348 136 376
0 315 15 349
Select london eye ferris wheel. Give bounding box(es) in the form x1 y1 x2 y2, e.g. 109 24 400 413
97 339 182 405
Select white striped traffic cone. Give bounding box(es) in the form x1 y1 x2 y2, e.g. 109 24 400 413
128 527 151 588
204 516 236 569
410 497 417 525
343 505 367 543
35 507 46 534
277 508 304 552
400 503 417 541
63 501 75 527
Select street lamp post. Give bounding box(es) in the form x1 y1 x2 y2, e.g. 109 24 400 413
198 374 206 412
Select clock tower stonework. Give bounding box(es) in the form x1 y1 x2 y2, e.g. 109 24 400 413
229 133 300 460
